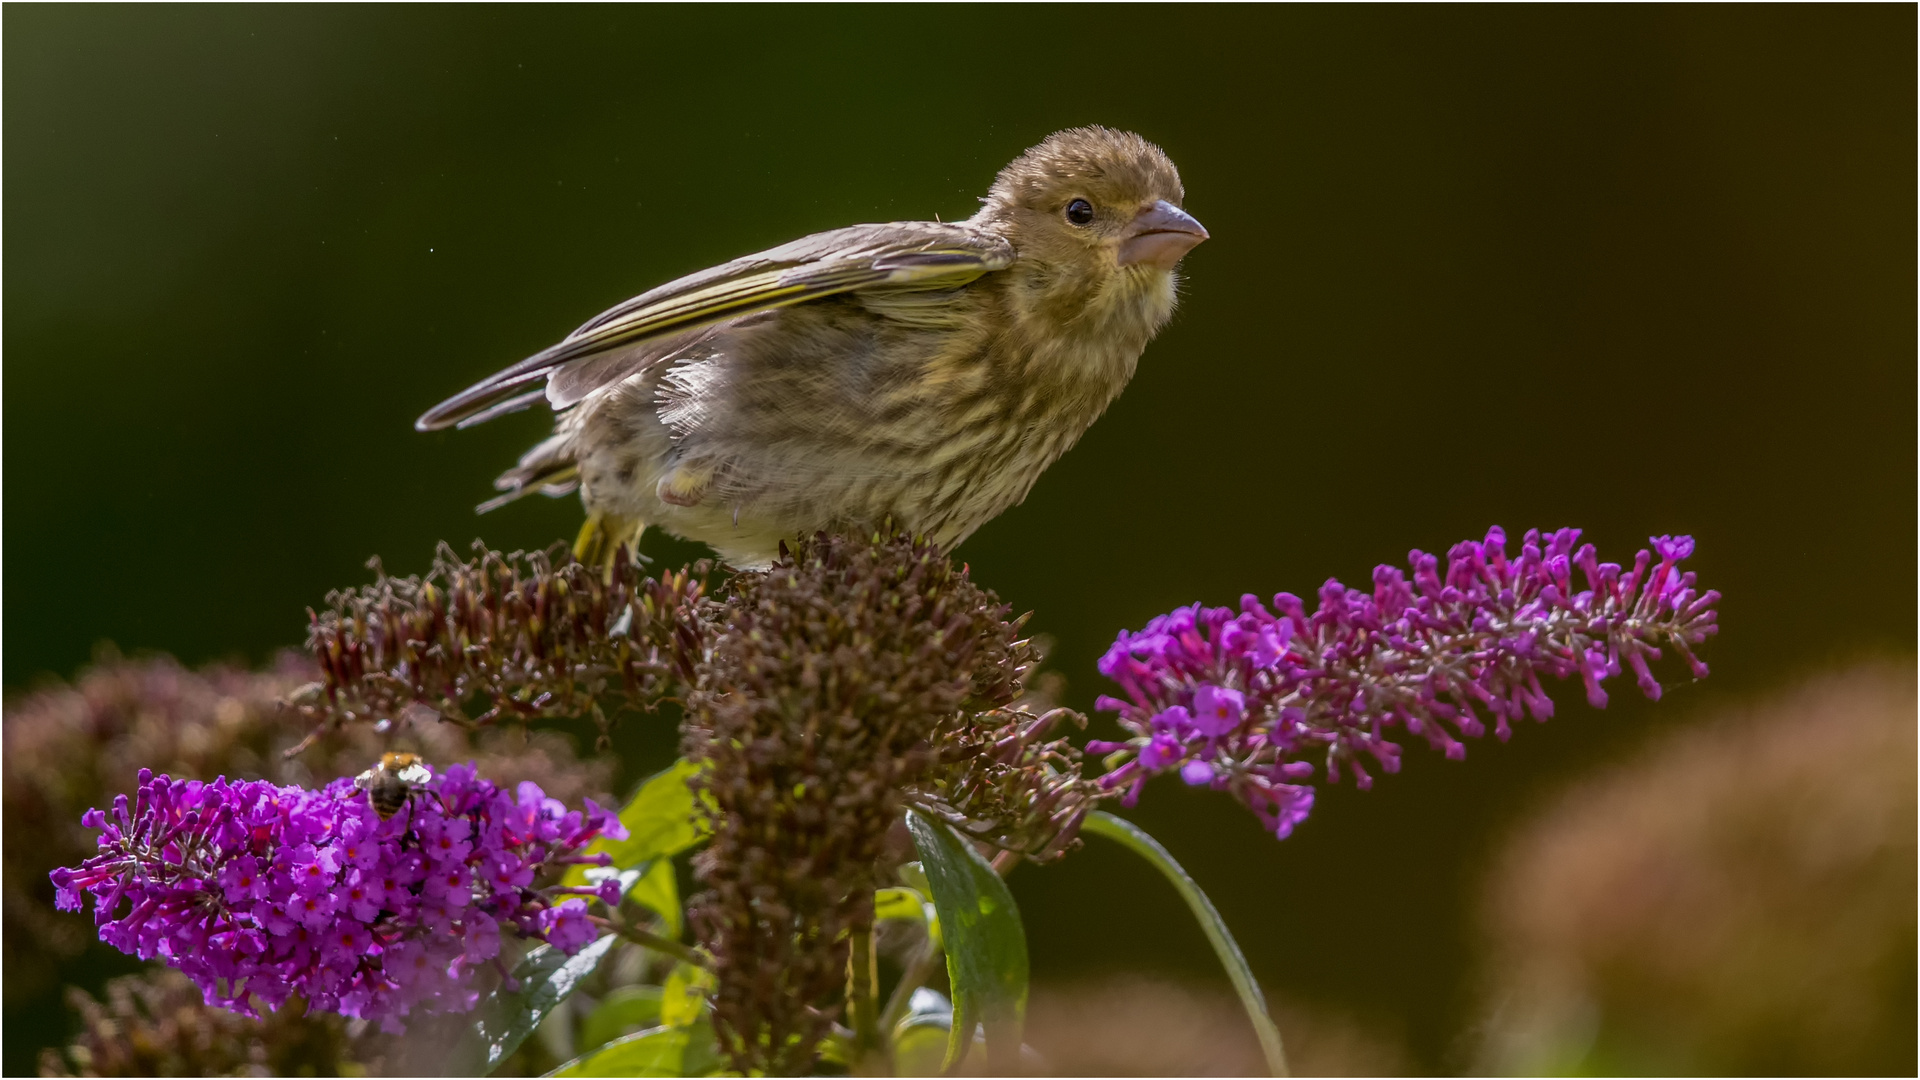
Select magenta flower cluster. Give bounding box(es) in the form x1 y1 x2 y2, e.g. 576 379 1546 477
51 764 626 1027
1091 528 1719 839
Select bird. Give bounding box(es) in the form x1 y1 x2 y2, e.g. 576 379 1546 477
416 126 1207 570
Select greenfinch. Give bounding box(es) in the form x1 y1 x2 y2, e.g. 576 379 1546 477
418 126 1206 568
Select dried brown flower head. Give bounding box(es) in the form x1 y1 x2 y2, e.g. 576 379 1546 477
300 542 714 743
5 650 314 1002
1005 976 1409 1078
686 530 1042 1074
913 705 1101 862
1475 658 1917 1075
38 968 352 1078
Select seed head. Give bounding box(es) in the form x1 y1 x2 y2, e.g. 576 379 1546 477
40 968 353 1078
686 529 1036 1074
300 542 715 741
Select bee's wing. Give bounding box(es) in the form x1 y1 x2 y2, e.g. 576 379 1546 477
414 222 1015 431
395 762 433 784
354 768 377 789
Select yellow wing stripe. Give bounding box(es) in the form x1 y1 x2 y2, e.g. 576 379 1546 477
561 253 997 355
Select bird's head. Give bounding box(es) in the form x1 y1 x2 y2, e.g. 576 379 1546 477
974 127 1207 336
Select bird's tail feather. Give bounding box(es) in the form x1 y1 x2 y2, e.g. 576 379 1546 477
477 434 579 514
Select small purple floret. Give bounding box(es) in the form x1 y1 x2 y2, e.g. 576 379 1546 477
1095 528 1719 838
538 898 597 954
51 764 626 1028
1179 759 1216 787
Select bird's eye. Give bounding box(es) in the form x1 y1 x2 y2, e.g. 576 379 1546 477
1065 198 1095 226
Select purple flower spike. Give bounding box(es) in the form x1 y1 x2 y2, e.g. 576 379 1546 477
51 765 625 1028
1095 527 1719 838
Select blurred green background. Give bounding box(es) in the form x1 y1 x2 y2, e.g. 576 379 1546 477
6 5 1912 1074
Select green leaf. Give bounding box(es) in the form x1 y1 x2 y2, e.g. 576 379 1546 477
893 1023 951 1077
904 810 1028 1073
578 985 665 1055
896 861 931 896
678 1020 724 1077
628 859 683 938
451 934 620 1076
1083 811 1290 1077
660 963 715 1028
894 864 942 948
547 1018 718 1078
547 1025 682 1078
564 759 709 889
892 989 983 1077
874 886 928 925
817 1035 851 1067
892 986 954 1036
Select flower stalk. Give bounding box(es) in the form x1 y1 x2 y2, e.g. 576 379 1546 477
592 914 712 970
847 924 883 1070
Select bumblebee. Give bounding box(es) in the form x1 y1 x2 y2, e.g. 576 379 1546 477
355 752 433 819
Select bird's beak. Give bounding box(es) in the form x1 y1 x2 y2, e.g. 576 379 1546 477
1117 200 1209 270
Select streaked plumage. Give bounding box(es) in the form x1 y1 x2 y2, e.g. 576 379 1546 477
418 127 1207 568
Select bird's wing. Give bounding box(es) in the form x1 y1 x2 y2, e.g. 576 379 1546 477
415 221 1013 431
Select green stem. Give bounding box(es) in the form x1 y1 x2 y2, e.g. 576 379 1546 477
591 916 712 970
1082 811 1289 1077
847 925 885 1074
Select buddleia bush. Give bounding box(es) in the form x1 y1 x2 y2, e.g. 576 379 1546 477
40 525 1716 1076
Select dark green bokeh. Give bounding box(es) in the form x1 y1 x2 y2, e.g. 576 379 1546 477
6 5 1912 1073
